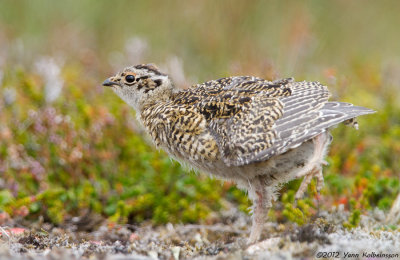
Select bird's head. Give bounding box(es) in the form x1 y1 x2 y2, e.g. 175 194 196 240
103 64 173 111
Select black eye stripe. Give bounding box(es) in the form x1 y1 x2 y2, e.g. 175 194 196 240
137 75 149 80
154 79 162 86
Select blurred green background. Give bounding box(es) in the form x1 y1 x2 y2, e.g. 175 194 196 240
0 0 399 227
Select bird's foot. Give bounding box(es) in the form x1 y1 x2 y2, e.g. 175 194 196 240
294 132 330 200
295 165 325 200
248 221 262 245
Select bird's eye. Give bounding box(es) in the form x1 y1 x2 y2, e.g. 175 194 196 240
125 75 135 84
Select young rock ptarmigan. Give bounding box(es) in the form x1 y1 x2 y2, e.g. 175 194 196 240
103 64 375 243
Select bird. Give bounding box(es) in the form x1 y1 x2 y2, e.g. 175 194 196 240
103 64 375 244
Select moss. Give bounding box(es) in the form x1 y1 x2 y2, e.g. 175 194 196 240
343 210 361 229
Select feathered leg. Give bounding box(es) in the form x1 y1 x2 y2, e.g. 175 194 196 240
295 132 331 199
247 177 273 244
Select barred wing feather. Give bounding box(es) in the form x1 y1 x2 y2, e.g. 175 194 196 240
225 81 375 166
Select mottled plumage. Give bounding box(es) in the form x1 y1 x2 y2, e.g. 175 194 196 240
103 64 375 244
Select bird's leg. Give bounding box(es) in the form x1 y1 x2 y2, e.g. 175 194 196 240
248 190 266 244
295 132 330 200
248 178 272 244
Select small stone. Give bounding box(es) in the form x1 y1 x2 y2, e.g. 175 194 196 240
148 250 158 259
171 246 180 260
166 223 174 232
129 233 140 242
194 233 202 243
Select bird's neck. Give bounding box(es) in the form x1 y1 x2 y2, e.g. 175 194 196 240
137 82 175 112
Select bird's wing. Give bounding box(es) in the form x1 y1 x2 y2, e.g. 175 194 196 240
174 78 374 167
222 81 375 166
173 77 293 165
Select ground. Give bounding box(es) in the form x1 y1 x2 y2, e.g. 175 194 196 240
1 207 399 260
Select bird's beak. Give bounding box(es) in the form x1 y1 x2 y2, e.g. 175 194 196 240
102 77 117 87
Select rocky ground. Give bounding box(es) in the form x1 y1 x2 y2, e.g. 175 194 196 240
1 207 399 260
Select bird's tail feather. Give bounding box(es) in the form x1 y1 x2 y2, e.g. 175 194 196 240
321 102 376 116
321 102 376 130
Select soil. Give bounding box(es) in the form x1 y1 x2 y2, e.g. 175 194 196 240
1 207 399 260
